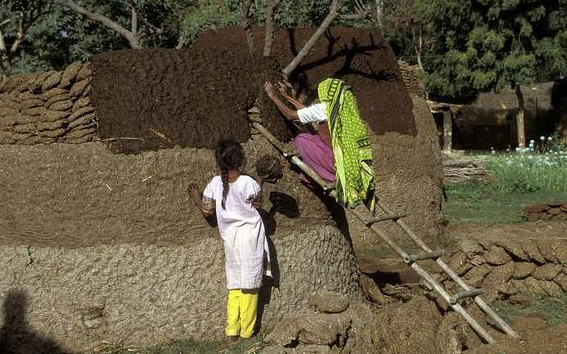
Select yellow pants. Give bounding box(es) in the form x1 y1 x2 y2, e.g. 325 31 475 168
225 289 259 338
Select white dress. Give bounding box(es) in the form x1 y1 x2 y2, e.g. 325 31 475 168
203 175 268 289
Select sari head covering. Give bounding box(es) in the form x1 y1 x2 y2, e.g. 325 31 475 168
318 78 376 211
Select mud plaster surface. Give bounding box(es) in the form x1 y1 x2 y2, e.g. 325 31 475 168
92 48 290 152
0 225 360 352
348 95 444 248
0 137 333 247
193 26 417 137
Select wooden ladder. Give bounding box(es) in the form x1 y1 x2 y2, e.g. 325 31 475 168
251 121 519 344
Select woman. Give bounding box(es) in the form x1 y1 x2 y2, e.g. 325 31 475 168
264 79 376 211
264 81 336 184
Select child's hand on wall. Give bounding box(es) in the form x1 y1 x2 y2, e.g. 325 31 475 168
187 183 201 204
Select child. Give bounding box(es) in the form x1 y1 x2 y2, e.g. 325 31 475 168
188 139 269 341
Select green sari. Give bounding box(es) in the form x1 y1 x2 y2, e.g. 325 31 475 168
318 78 376 212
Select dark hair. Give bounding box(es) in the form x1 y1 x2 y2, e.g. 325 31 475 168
215 139 246 209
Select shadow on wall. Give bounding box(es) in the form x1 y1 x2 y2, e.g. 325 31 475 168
0 291 72 354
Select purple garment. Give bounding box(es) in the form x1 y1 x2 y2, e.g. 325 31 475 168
293 133 336 183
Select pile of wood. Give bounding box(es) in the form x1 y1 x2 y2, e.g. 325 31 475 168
0 62 97 145
443 160 491 183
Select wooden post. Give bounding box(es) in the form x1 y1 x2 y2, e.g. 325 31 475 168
442 109 452 153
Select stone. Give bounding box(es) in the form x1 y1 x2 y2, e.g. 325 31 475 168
464 265 491 283
459 240 484 256
485 245 512 265
494 241 529 261
448 251 467 269
21 106 46 116
68 106 95 121
76 62 92 81
49 100 74 111
45 93 71 109
536 239 558 263
524 277 544 294
44 110 70 122
359 274 391 305
554 273 567 292
308 292 349 314
539 281 564 298
68 113 96 129
72 97 91 112
20 98 45 110
470 255 486 266
59 62 82 88
41 71 62 92
70 78 90 97
265 316 302 346
43 88 69 100
549 240 567 265
513 262 536 279
496 282 517 296
532 264 563 281
523 241 546 264
484 262 514 287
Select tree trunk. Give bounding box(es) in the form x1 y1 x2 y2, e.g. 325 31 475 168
514 85 526 148
282 0 339 79
242 0 255 54
66 0 143 49
375 0 383 28
263 0 282 57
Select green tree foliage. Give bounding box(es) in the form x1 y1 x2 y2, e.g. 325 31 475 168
417 0 567 102
179 0 377 46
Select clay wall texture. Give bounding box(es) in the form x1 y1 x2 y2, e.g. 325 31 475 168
0 140 360 352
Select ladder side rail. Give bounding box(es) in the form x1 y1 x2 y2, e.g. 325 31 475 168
250 121 500 343
376 201 520 339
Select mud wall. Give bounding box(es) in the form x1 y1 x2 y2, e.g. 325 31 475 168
0 139 360 352
92 48 291 152
193 26 417 137
443 237 567 301
0 63 96 145
193 26 443 242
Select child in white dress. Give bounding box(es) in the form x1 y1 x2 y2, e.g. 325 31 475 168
188 139 269 341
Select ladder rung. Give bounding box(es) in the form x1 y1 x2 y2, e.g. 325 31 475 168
363 214 406 226
403 249 445 264
450 288 485 305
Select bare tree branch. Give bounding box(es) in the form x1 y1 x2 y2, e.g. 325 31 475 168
263 0 282 57
65 0 142 49
242 0 255 54
131 0 138 36
282 0 340 79
125 0 163 35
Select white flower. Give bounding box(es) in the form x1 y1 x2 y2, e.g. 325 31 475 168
515 147 521 152
540 136 545 141
550 150 554 153
548 137 553 141
530 140 535 144
491 150 496 155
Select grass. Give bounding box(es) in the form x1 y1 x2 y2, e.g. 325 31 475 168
443 137 567 226
93 338 264 354
442 180 567 225
492 293 567 328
